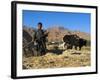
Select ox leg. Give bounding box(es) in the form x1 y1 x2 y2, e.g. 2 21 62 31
79 46 82 50
75 46 77 50
64 43 67 49
70 45 73 49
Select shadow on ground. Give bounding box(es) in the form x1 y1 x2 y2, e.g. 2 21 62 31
47 49 64 55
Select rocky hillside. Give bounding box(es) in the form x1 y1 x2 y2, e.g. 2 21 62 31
47 26 90 42
23 26 35 48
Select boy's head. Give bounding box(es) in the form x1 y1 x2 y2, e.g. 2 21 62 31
37 22 42 30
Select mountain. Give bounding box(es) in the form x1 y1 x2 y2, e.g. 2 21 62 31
72 31 90 40
47 26 90 42
47 26 71 42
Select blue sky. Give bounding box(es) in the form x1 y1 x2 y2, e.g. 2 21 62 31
23 10 91 33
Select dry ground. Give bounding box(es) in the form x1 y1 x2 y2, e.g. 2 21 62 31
22 46 90 69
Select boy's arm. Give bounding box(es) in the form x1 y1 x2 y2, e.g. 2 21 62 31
44 30 49 37
32 31 36 41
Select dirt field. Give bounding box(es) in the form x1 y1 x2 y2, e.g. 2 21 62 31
22 46 91 69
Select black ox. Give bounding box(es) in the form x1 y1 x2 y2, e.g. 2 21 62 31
63 34 87 50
